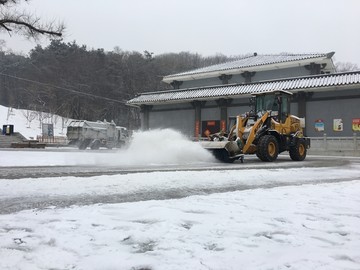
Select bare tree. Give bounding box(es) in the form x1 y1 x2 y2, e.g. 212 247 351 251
335 62 359 72
21 109 37 127
0 0 64 39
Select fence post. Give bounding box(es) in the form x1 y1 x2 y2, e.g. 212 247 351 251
324 133 327 151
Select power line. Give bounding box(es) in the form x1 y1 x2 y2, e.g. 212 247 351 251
0 72 128 104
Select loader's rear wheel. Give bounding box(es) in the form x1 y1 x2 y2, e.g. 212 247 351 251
289 139 307 161
256 135 279 162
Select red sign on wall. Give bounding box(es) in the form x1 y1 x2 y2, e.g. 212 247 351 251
201 120 220 137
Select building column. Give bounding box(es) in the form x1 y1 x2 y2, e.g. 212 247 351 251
295 91 313 135
216 98 233 131
140 105 152 130
191 101 206 139
297 92 306 119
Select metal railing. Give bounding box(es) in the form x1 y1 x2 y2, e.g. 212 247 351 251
36 135 69 145
309 134 359 152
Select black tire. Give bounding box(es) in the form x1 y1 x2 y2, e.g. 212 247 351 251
212 149 235 163
90 140 100 150
289 139 307 161
256 135 279 162
78 139 90 150
255 150 262 160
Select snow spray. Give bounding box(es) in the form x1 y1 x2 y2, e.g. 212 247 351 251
96 128 215 166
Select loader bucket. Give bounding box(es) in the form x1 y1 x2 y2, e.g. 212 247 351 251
199 141 243 163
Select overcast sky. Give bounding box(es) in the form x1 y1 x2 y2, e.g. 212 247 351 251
2 0 360 65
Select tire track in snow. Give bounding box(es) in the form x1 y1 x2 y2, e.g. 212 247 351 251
0 176 358 214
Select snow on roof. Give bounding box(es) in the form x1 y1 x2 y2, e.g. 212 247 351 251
162 52 335 83
128 71 360 106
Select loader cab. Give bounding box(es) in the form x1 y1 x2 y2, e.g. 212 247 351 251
228 116 237 131
253 90 292 123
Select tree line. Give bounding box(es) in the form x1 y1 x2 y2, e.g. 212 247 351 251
0 40 233 129
0 1 358 131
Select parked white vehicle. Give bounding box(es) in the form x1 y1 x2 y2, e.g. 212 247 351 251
66 120 129 149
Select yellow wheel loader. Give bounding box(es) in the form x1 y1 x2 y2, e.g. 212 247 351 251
201 90 310 162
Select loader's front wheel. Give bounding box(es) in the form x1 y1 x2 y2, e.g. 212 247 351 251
256 135 279 162
289 139 307 161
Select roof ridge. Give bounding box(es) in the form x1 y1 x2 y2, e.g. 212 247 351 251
164 52 333 79
251 52 325 56
226 52 327 59
225 52 328 63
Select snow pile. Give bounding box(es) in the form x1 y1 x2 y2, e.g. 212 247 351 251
0 105 69 139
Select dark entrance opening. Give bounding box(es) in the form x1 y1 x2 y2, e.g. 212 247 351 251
201 120 220 137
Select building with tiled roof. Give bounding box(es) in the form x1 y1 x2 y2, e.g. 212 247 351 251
162 52 335 86
127 52 360 138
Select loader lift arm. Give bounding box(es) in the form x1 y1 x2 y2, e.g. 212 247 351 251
241 111 270 154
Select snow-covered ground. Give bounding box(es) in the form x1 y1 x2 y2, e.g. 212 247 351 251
1 107 360 269
0 176 359 270
0 105 69 139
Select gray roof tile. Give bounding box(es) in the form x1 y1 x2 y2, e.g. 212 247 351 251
127 71 360 106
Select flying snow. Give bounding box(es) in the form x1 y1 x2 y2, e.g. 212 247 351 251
112 128 215 165
0 129 216 167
